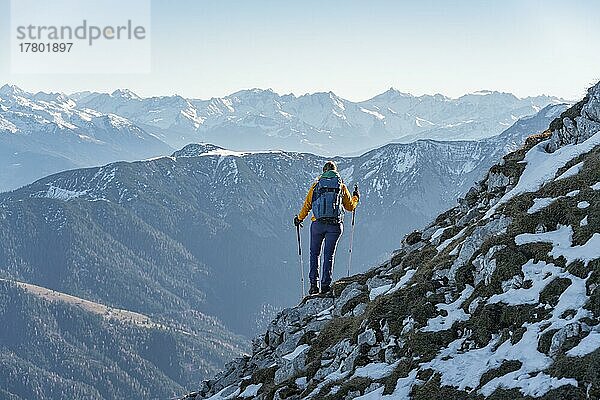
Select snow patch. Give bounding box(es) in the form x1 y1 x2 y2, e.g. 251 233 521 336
386 269 416 296
516 225 600 267
282 344 309 361
360 107 385 120
485 130 600 219
488 260 562 305
527 197 557 214
43 186 87 201
353 361 399 380
369 284 393 301
556 161 584 180
566 331 600 357
566 190 580 197
577 201 590 209
239 383 262 398
422 285 474 332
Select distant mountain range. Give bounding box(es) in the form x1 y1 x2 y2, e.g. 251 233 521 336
0 83 566 192
77 87 565 154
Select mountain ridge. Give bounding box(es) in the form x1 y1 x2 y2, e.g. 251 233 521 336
0 84 173 192
0 103 565 338
77 84 566 155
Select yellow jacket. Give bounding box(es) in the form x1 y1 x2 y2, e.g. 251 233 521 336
298 175 359 222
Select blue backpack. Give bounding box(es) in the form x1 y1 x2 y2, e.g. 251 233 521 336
312 173 343 223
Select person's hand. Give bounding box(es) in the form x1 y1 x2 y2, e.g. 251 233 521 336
353 185 360 200
294 215 303 227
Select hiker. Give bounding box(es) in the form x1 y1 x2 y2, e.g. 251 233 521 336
294 161 359 295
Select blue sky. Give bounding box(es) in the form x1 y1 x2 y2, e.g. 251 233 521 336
1 0 599 100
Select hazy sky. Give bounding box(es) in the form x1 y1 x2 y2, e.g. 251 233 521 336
1 0 599 101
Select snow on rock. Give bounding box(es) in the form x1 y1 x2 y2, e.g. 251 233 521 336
577 201 590 209
527 197 558 214
189 86 600 400
473 245 505 286
485 130 600 218
43 185 88 201
385 269 416 295
436 226 468 253
481 371 578 397
566 330 600 357
238 384 262 398
556 161 584 180
369 283 393 301
566 190 580 197
436 253 588 397
282 344 309 361
422 285 474 332
488 260 563 305
516 225 600 267
353 361 400 380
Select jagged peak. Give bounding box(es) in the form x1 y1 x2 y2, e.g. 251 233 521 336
110 88 141 100
545 81 600 152
33 91 70 103
459 90 519 102
367 87 414 102
0 84 28 97
228 88 278 100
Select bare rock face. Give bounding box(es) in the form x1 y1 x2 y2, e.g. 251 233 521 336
487 171 511 191
448 215 511 282
546 82 600 152
472 245 506 286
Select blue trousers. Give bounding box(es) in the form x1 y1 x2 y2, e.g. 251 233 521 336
310 220 343 287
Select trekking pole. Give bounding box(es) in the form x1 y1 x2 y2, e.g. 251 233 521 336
296 217 306 297
347 184 358 277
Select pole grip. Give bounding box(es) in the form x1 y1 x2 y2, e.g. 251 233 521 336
296 225 302 256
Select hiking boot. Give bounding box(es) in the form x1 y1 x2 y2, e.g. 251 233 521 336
309 283 319 295
320 284 331 295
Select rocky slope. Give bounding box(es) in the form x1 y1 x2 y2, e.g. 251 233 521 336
0 101 569 400
185 83 600 399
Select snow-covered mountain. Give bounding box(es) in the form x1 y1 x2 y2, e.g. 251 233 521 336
185 83 600 400
0 84 172 192
0 83 565 192
76 87 566 155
